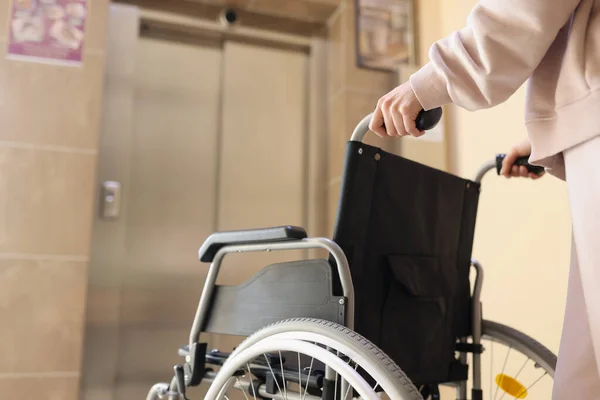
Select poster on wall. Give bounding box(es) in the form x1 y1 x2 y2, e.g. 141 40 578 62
6 0 88 66
355 0 415 72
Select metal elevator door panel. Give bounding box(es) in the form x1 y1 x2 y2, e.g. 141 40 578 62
217 40 309 281
114 36 223 399
212 41 309 353
112 34 224 399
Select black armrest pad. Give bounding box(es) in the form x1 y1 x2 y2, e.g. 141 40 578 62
198 226 307 262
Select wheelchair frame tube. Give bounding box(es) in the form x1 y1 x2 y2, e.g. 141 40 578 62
474 160 497 183
351 113 499 185
471 259 484 393
146 383 169 400
455 260 484 400
190 237 355 347
350 113 373 142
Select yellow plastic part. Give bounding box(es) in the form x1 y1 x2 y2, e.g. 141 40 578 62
496 374 528 398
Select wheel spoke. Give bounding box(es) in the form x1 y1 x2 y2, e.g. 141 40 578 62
516 371 549 398
279 351 288 400
497 357 531 400
367 383 381 400
264 355 285 399
500 346 513 378
334 370 339 400
235 377 250 400
247 363 258 400
498 387 507 400
298 353 302 397
343 367 357 400
494 346 512 400
514 358 530 381
301 357 314 400
490 339 494 399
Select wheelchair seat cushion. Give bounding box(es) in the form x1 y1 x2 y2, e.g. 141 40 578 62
198 226 307 262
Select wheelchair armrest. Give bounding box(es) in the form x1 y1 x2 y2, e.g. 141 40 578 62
198 226 307 262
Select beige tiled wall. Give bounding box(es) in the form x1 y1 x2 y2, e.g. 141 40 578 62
326 0 395 234
0 0 109 398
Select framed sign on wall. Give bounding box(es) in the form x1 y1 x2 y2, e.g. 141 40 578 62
355 0 416 72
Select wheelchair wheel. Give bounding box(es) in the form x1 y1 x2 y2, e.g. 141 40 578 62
204 318 422 400
433 320 556 400
479 320 555 399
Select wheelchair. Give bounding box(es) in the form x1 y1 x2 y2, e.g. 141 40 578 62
147 110 557 400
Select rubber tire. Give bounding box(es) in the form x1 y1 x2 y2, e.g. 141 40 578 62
223 317 423 400
482 319 557 377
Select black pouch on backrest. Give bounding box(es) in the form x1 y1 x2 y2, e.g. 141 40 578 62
331 141 480 385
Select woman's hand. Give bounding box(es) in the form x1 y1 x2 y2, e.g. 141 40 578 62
369 82 425 138
501 139 545 179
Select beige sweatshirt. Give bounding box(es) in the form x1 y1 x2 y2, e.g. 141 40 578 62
409 0 600 180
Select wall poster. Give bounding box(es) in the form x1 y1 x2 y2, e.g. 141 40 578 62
7 0 88 66
355 0 416 72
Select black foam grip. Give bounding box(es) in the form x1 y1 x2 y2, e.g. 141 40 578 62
495 154 545 175
415 107 443 131
380 107 443 133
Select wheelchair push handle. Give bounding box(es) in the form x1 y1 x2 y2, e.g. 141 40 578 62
351 107 443 142
474 155 545 183
416 107 444 131
495 154 545 176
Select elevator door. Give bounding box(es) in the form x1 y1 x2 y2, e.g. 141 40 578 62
211 41 309 354
81 6 309 400
113 34 225 400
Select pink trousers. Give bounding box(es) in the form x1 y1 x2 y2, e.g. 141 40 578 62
553 136 600 399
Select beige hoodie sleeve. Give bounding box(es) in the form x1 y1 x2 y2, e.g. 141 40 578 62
410 0 580 111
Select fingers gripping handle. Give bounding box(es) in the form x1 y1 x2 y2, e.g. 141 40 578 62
351 107 443 142
495 154 545 175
